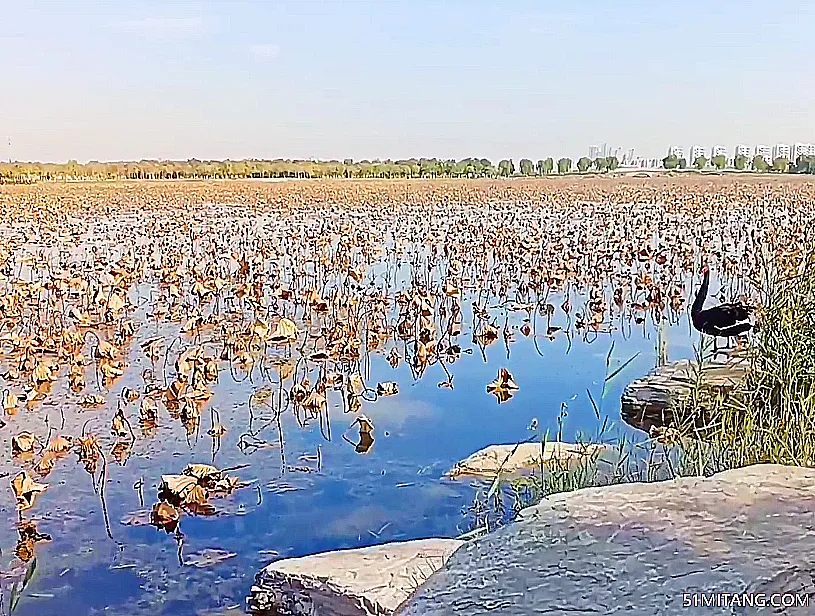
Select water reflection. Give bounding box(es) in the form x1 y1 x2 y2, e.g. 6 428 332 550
0 198 721 616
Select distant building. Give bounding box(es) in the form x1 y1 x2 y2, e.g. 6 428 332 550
689 146 706 163
754 145 772 162
773 144 791 161
667 145 684 159
588 145 602 160
793 143 814 161
734 144 752 159
710 145 727 159
808 144 815 156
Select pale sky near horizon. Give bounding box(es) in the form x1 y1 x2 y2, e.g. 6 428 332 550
2 0 813 163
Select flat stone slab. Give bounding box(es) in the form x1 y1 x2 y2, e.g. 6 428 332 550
247 538 464 615
445 442 609 479
621 354 749 432
396 464 815 615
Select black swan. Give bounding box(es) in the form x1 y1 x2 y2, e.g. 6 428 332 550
691 264 753 349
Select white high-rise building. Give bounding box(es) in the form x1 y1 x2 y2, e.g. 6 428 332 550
667 145 684 159
793 143 814 160
689 145 706 163
773 144 791 161
808 144 815 156
754 145 771 162
734 144 752 159
588 145 602 159
710 145 727 158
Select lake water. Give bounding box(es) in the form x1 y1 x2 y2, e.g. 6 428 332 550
0 207 707 616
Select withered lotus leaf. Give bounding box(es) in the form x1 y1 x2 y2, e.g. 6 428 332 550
159 474 199 504
268 318 298 344
80 393 106 408
34 451 58 477
387 347 400 368
349 374 365 396
183 463 220 481
31 361 57 385
11 471 48 511
486 368 520 404
46 435 73 455
3 390 20 414
12 431 41 456
151 502 180 532
95 339 118 359
99 359 126 383
376 382 399 396
111 408 130 438
122 387 140 403
68 363 86 391
303 391 326 415
207 424 227 438
15 520 51 562
355 415 374 434
76 434 101 474
110 441 132 465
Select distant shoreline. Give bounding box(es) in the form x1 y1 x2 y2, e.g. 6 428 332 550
1 169 811 186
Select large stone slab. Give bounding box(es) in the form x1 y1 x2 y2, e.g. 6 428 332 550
247 538 464 615
396 464 815 615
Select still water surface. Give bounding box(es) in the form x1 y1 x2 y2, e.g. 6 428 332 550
0 210 707 616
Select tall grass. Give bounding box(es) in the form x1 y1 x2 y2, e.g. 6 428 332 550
679 247 815 472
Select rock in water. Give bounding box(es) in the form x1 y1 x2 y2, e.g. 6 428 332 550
446 442 609 479
247 538 463 615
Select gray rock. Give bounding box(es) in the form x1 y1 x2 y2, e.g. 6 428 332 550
621 355 748 432
247 538 463 615
396 464 815 615
445 442 610 479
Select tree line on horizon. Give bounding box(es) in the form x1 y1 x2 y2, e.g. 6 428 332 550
662 152 815 174
1 154 814 184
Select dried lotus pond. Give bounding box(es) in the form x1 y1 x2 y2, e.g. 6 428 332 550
0 176 810 615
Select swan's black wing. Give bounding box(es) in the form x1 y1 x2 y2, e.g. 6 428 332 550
709 303 752 323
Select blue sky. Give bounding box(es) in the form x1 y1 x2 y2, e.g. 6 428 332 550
1 0 813 162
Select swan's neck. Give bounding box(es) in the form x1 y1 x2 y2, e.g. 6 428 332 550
692 270 709 315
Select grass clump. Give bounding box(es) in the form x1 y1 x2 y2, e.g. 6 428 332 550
681 248 815 472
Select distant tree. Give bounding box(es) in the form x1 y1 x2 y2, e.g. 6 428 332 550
577 157 592 173
678 158 687 169
711 155 727 170
662 154 679 170
752 155 769 172
535 159 545 175
606 156 619 172
343 158 353 166
772 157 789 173
543 158 554 174
478 158 494 177
519 159 535 176
734 155 747 171
793 155 815 174
593 157 608 172
557 158 572 173
498 159 515 177
693 156 707 170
